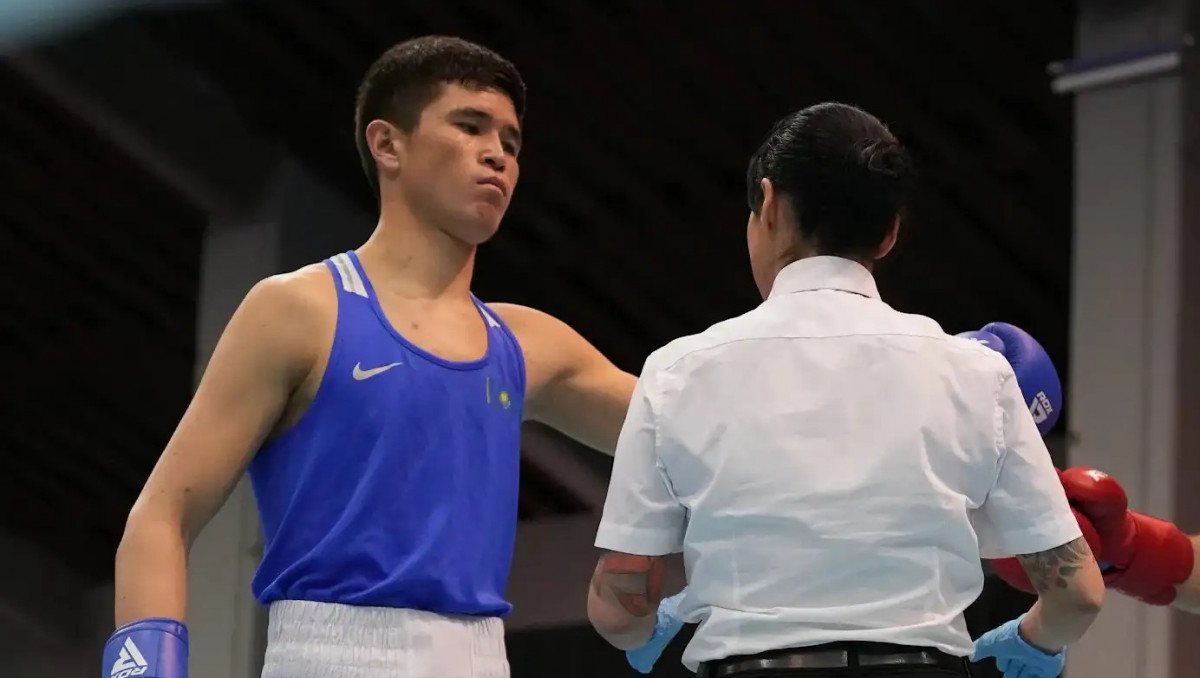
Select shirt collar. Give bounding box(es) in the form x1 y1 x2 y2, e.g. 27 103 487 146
767 256 881 300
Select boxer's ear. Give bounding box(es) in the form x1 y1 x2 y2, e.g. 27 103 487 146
366 119 407 175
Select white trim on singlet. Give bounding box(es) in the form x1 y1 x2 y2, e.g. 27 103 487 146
331 253 368 298
476 303 502 328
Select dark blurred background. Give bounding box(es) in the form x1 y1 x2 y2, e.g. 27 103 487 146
3 1 1197 677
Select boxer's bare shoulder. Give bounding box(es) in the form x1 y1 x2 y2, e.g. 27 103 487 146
487 303 635 454
218 262 337 409
128 262 334 539
256 263 340 431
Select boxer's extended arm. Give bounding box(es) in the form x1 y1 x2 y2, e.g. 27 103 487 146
115 272 321 625
1015 536 1106 651
490 303 635 454
1174 536 1200 614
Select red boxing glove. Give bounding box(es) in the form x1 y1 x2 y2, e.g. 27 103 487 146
1061 466 1195 605
990 508 1103 595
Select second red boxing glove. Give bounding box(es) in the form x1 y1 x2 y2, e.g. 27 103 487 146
1101 511 1196 605
1061 466 1195 605
989 507 1103 594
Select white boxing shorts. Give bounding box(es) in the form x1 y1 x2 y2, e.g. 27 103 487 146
261 600 509 678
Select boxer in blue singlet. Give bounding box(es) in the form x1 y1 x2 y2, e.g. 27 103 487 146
105 36 636 678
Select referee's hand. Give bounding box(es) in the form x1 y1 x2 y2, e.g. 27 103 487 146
625 591 687 673
971 614 1065 677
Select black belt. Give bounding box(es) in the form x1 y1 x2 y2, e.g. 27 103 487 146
697 642 969 677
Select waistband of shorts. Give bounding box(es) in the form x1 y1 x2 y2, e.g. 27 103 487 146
267 600 503 642
262 600 507 678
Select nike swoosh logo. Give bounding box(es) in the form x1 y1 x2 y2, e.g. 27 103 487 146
352 361 403 380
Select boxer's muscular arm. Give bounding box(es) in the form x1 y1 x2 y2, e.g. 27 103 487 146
115 268 326 625
490 303 635 455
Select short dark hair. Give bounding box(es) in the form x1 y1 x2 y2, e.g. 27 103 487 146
354 35 527 193
746 102 916 261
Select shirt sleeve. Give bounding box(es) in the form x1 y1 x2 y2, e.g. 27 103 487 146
594 364 686 556
975 367 1082 559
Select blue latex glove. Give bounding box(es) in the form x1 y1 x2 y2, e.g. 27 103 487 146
625 590 687 674
972 614 1065 678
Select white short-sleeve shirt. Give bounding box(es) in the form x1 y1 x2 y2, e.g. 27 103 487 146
594 256 1081 671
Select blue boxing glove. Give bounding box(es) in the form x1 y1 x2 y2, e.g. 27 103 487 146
956 321 1062 436
626 590 687 674
972 614 1065 677
102 618 188 678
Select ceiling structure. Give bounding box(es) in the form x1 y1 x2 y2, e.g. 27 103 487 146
0 0 1077 583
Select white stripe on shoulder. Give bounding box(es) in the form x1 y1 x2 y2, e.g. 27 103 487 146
341 254 369 297
329 254 354 293
330 253 368 298
478 304 502 328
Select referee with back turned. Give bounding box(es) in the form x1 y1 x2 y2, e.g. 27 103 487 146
584 102 1105 678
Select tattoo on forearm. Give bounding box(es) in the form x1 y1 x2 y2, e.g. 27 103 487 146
593 553 663 617
1016 536 1094 592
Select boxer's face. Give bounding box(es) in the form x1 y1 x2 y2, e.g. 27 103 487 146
379 83 522 244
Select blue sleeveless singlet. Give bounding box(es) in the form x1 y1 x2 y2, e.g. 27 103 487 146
246 250 525 617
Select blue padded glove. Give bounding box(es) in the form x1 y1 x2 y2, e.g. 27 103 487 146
103 617 188 678
625 590 687 674
956 322 1062 436
971 614 1065 678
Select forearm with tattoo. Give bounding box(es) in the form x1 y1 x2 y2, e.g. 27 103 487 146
1013 536 1105 651
587 551 668 648
1016 536 1094 592
592 552 665 617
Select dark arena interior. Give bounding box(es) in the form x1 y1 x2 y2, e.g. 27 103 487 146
3 1 1200 678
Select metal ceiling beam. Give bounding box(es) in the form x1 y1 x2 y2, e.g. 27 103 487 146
837 2 1066 196
814 4 1069 292
985 0 1075 63
4 17 281 218
907 2 1066 127
251 1 364 78
759 6 1066 323
0 185 195 334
